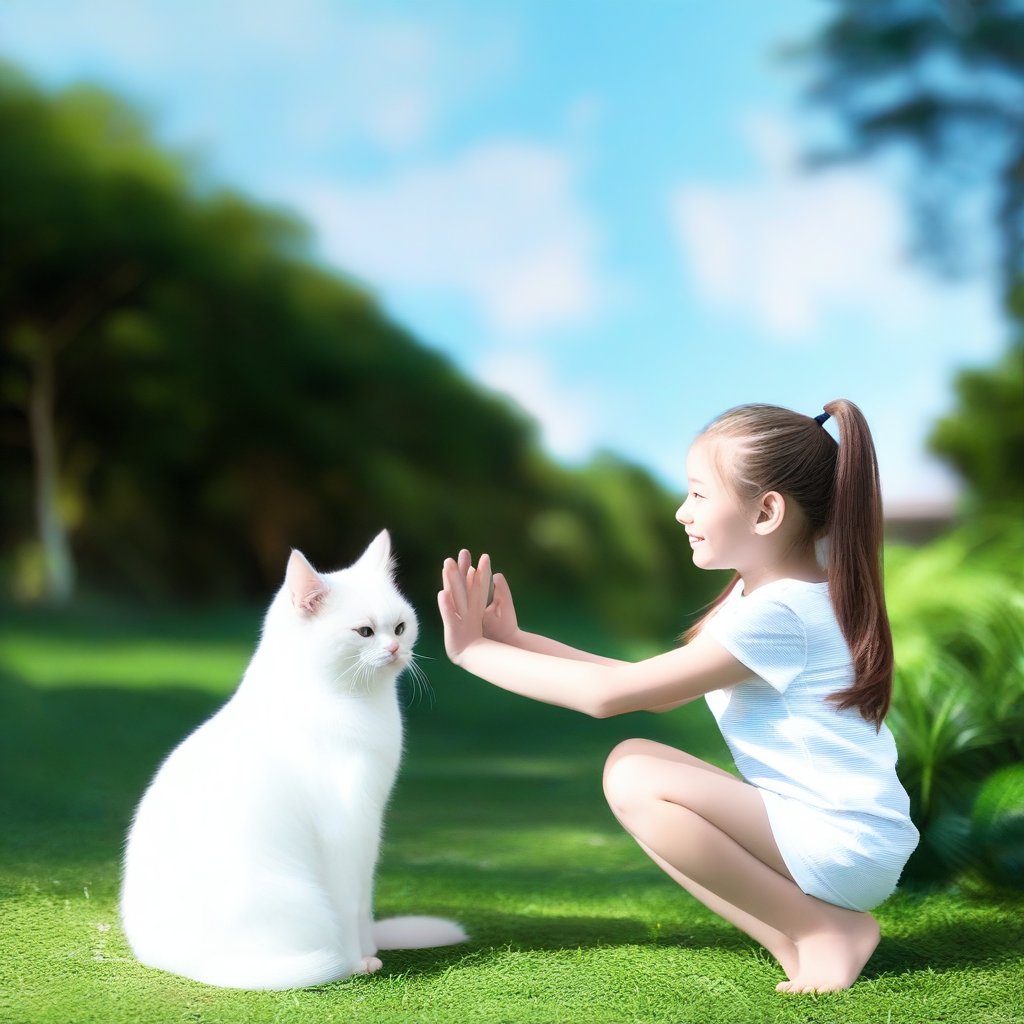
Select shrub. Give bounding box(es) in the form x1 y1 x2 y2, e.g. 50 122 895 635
971 763 1024 889
885 516 1024 886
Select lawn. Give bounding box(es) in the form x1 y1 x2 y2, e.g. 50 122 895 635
1 603 1022 1024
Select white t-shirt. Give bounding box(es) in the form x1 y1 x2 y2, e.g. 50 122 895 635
704 578 913 826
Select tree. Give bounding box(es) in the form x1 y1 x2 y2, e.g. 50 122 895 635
1 65 197 601
1 65 717 633
791 0 1023 294
790 0 1024 510
929 338 1024 510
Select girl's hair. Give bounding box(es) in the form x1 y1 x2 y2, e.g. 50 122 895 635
684 400 893 728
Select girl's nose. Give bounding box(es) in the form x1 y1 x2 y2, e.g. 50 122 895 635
676 502 691 525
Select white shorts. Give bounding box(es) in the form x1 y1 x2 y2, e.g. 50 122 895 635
758 788 920 912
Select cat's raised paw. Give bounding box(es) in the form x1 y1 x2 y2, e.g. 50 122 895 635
358 956 383 975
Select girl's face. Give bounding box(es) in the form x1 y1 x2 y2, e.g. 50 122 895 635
675 436 759 573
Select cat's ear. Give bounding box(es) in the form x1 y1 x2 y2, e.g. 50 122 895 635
354 529 394 576
286 550 328 615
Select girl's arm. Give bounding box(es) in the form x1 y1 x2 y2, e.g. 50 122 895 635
509 630 623 667
456 548 623 667
469 551 681 706
438 554 750 719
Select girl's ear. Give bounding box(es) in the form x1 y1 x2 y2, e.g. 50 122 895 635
753 491 786 535
287 550 328 615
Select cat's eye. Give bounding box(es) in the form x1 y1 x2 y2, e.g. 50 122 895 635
355 626 374 638
395 622 406 636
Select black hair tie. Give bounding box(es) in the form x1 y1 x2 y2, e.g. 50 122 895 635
814 411 831 425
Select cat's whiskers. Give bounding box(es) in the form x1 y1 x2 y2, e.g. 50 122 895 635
402 653 435 708
331 648 418 697
330 653 371 692
355 655 380 695
332 653 363 678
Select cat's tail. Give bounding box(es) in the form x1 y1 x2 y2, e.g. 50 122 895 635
373 915 468 950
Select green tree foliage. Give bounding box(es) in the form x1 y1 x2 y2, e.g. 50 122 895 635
791 0 1023 293
791 0 1024 511
1 67 196 600
0 65 715 636
929 339 1024 511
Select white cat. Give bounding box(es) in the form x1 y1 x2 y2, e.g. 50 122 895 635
120 530 466 990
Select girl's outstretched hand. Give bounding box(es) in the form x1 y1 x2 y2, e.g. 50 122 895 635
454 549 519 644
438 552 494 665
484 569 519 643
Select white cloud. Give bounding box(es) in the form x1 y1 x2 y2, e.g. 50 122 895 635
671 111 935 340
0 0 166 75
477 350 599 461
254 8 446 151
0 0 509 155
283 140 606 336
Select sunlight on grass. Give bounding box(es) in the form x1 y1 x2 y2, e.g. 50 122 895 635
0 633 250 693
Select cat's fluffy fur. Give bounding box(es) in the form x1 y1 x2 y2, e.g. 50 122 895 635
120 530 466 989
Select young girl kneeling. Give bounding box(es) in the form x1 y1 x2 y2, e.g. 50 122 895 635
437 399 919 994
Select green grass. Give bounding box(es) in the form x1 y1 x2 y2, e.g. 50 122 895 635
1 604 1022 1024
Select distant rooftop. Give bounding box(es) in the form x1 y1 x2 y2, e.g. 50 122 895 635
884 499 957 545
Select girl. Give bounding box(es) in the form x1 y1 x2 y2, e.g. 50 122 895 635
437 399 919 994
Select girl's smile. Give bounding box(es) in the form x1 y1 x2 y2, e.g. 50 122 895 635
676 437 757 573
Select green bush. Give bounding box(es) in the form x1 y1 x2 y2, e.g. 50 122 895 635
885 516 1024 886
972 763 1024 889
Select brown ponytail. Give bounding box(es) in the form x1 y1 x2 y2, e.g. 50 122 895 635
820 399 893 727
681 400 893 728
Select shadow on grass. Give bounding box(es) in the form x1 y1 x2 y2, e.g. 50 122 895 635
0 671 220 876
372 898 1024 984
867 907 1024 978
325 911 757 985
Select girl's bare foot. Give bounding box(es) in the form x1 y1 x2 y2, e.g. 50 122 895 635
776 912 879 993
766 936 800 982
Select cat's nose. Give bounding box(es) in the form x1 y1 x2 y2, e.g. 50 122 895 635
387 641 400 656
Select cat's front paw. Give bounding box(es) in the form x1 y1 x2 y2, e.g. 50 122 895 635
357 955 383 975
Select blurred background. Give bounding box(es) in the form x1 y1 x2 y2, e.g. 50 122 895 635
1 0 1022 888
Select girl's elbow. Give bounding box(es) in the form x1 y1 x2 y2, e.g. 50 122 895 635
585 695 625 719
586 675 639 718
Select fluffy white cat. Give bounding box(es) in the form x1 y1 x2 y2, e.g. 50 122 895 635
120 530 466 989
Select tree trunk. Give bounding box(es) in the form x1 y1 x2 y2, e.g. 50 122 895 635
28 336 75 604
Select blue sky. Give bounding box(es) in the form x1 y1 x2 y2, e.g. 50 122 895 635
0 0 1006 508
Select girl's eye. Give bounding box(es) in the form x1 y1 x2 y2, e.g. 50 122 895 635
356 626 374 638
395 622 406 636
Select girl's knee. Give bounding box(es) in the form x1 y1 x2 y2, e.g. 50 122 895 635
604 739 650 791
606 737 647 770
605 738 659 771
603 740 658 814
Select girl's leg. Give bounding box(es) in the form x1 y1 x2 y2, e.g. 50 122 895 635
603 739 880 993
604 740 800 980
